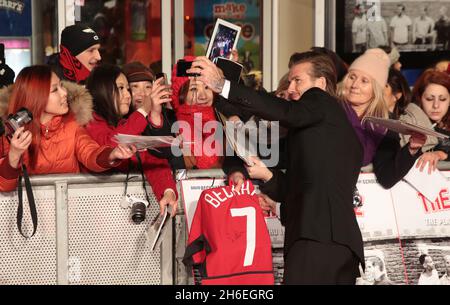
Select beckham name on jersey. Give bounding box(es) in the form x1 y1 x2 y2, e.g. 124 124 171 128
204 181 257 209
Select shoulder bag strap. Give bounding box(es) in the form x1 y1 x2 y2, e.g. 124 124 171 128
17 164 38 238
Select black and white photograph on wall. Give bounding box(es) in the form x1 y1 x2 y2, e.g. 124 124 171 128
205 18 241 63
336 0 450 69
344 0 450 52
405 243 450 285
355 239 450 285
356 250 395 285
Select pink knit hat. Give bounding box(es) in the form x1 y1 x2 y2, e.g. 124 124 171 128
348 48 391 88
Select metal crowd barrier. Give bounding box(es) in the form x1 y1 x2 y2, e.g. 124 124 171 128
0 173 172 285
1 162 450 285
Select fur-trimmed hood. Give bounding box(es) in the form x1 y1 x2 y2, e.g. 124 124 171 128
62 81 93 125
0 85 12 119
0 81 93 125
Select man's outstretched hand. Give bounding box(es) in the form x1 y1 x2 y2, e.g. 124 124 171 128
187 56 226 93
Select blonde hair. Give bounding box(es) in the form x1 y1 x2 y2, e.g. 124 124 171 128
337 73 389 119
275 73 290 97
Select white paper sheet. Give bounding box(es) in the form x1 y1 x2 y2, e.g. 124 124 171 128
403 160 448 203
363 117 449 139
113 134 178 151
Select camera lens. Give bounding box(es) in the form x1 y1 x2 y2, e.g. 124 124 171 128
131 201 147 224
14 108 33 125
4 107 33 138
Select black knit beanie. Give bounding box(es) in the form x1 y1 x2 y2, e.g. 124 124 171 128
0 43 4 62
61 24 100 56
0 65 15 88
0 43 15 88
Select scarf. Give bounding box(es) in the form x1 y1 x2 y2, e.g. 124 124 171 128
59 45 91 84
176 104 221 169
342 102 387 166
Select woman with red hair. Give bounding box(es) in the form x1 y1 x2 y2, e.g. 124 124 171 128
413 70 450 130
413 70 450 164
0 65 135 192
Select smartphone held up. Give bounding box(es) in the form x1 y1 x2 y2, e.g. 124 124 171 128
155 72 172 102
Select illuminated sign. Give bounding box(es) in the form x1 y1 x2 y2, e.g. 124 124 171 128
0 0 25 14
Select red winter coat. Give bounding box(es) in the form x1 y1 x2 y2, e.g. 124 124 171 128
86 112 177 201
0 82 116 192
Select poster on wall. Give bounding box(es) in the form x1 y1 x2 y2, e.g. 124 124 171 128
354 173 399 240
193 0 262 72
180 171 450 284
359 171 450 285
401 242 450 285
0 0 31 36
335 0 450 69
390 174 450 238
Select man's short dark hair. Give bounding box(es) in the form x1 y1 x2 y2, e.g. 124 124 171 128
419 254 428 265
309 47 349 82
288 51 337 96
397 4 406 11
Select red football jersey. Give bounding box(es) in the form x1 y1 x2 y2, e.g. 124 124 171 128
183 180 274 285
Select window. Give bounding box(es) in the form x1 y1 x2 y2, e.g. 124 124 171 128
76 0 163 73
1 0 57 77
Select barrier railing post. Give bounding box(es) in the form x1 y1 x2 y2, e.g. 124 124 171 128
175 214 189 285
55 181 69 285
161 217 173 284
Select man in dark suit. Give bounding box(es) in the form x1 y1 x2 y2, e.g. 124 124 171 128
188 52 364 284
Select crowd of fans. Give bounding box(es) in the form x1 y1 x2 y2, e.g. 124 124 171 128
0 23 449 285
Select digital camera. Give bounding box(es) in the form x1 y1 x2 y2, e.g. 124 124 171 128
131 200 148 224
1 108 33 138
121 194 149 224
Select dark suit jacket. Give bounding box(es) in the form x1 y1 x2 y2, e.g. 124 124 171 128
373 130 420 189
226 83 365 264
